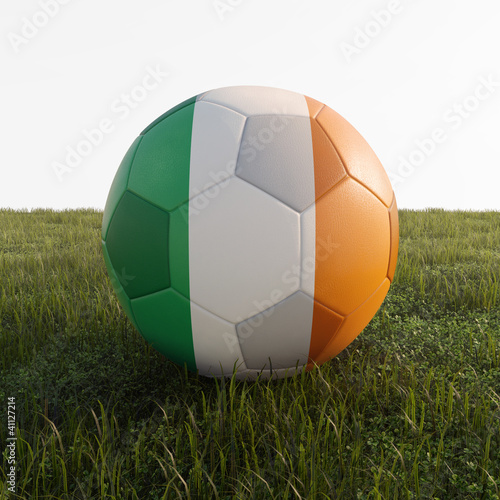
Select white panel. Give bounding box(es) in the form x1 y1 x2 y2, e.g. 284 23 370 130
199 86 310 117
300 205 316 298
235 115 316 212
190 302 246 377
236 292 313 370
188 176 300 323
189 101 246 200
189 87 317 378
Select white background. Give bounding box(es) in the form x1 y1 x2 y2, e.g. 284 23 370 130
2 0 500 211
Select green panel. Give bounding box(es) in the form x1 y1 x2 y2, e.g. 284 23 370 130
102 241 140 331
102 136 143 240
131 288 196 371
106 191 170 299
128 103 196 212
141 95 197 135
169 204 190 299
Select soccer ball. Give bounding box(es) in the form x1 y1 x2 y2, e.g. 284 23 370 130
102 86 399 380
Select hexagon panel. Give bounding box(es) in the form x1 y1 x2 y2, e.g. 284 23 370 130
187 176 300 323
302 177 390 316
128 103 195 212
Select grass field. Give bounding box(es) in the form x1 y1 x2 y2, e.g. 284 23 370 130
0 208 499 499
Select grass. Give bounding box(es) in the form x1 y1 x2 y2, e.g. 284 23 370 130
0 207 499 499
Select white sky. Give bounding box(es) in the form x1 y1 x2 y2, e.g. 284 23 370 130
1 0 499 211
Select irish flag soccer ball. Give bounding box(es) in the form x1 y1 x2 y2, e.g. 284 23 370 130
102 86 399 379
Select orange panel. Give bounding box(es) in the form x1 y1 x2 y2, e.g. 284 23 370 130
305 97 395 368
388 196 399 282
305 95 324 118
309 120 348 201
313 178 390 316
316 106 394 208
307 300 344 366
305 97 347 201
313 278 391 365
306 96 349 363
